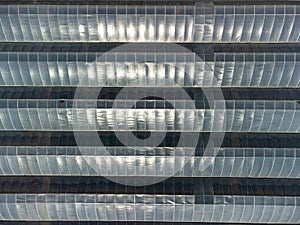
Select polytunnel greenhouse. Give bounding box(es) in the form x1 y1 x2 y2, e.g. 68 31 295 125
0 0 299 224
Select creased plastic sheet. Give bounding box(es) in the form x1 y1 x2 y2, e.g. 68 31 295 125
0 147 299 178
0 5 299 42
0 99 299 109
0 52 299 87
0 194 299 222
0 108 298 132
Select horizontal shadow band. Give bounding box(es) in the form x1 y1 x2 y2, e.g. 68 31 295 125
0 87 299 100
0 176 299 196
0 131 298 148
1 43 300 52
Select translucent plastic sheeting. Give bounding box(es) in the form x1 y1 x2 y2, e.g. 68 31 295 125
0 108 299 132
0 52 299 87
0 146 298 157
0 194 299 223
0 5 299 42
0 151 299 178
0 99 299 110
